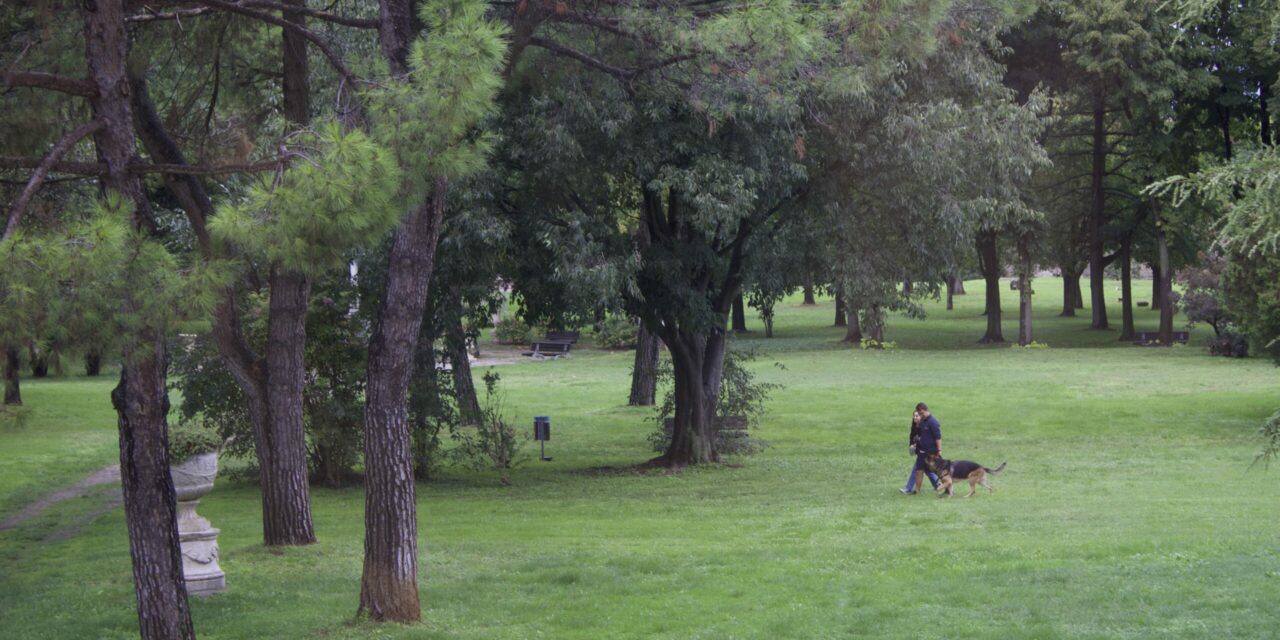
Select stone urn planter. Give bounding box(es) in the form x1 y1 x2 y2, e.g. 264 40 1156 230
170 451 225 596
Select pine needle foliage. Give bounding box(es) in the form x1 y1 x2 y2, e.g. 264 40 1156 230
209 124 402 277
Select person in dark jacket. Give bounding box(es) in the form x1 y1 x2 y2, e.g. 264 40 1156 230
900 408 940 494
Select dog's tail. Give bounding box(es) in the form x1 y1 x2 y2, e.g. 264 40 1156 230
984 462 1006 475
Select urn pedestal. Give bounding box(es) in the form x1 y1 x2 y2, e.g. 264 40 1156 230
170 451 225 596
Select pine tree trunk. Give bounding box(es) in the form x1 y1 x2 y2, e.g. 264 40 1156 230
731 295 747 333
3 348 20 406
1017 235 1033 346
978 232 1004 343
1118 237 1135 342
85 349 102 376
802 280 816 305
261 267 316 545
843 303 862 342
1088 91 1110 330
446 298 481 424
83 1 193 637
1157 226 1174 345
359 181 448 623
1261 78 1272 147
834 289 847 327
629 322 659 406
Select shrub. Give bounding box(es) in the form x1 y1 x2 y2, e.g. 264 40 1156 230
1208 329 1249 358
493 315 533 345
594 315 638 349
451 370 528 484
168 422 222 462
860 338 897 351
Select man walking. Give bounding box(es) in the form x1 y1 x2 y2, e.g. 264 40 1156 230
911 402 941 494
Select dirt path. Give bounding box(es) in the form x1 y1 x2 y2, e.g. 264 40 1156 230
0 464 121 531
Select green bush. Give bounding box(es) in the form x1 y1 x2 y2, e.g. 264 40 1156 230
594 316 638 349
450 370 528 485
493 316 533 345
167 422 222 462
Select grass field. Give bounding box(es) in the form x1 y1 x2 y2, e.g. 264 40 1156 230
1 277 1278 639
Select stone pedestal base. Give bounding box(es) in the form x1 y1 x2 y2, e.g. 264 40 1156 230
177 499 225 596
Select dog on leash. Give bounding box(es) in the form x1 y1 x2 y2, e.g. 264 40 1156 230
926 455 1006 497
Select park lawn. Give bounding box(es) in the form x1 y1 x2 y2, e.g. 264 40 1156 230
1 277 1278 639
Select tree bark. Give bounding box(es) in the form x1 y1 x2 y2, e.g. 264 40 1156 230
843 302 862 342
834 289 847 327
260 267 316 545
1118 236 1135 341
802 280 816 305
1157 225 1174 345
359 182 447 623
953 277 966 295
945 274 956 310
1072 276 1084 309
83 1 194 637
657 328 722 467
445 294 481 424
29 346 49 378
1017 235 1033 346
1088 90 1110 330
1262 78 1272 147
977 231 1003 343
902 279 913 295
85 349 102 376
3 348 20 405
628 322 659 406
1059 267 1078 317
1151 263 1163 311
862 306 885 342
731 294 747 333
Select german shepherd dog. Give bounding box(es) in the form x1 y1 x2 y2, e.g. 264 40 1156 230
926 455 1006 497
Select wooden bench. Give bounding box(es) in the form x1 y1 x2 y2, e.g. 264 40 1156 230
545 330 580 344
522 341 572 359
1134 330 1189 346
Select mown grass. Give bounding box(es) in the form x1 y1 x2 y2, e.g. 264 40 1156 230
1 277 1278 639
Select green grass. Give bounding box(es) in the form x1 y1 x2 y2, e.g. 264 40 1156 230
1 278 1278 639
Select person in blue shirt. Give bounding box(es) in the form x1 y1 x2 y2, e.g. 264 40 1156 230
902 402 942 495
900 409 939 494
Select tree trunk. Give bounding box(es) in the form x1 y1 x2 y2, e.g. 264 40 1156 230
862 306 885 342
1017 235 1033 346
260 267 316 545
977 231 1004 343
1262 78 1273 147
1221 103 1233 161
1157 226 1174 345
802 280 816 305
762 305 774 338
83 1 194 637
29 346 49 378
359 181 448 623
1073 276 1084 309
658 329 721 467
903 279 913 295
834 289 847 327
945 274 956 310
628 322 659 406
1118 236 1135 341
1088 90 1109 330
85 349 102 376
3 348 20 406
731 294 747 333
446 295 481 424
953 277 966 295
1151 263 1163 311
1060 267 1078 317
843 303 862 342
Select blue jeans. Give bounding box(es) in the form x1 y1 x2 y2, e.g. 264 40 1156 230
904 456 939 491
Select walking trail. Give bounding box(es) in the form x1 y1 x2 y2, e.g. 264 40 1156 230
0 464 122 537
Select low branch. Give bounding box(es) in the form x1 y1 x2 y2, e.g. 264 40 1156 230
0 155 285 176
241 0 378 28
125 6 214 23
2 70 97 98
4 119 105 241
528 36 634 81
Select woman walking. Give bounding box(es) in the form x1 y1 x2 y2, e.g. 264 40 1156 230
901 409 939 494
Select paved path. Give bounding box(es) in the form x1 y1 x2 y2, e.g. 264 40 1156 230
0 464 121 531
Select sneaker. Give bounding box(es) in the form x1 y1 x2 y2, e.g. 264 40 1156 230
900 488 917 495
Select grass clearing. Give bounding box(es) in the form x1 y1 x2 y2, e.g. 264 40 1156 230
1 278 1277 639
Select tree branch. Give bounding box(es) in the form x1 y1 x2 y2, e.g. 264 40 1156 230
528 36 634 81
0 155 286 176
3 119 105 241
2 70 97 98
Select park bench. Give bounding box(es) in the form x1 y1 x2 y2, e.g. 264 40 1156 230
660 415 751 454
522 341 572 359
1133 330 1189 346
545 330 580 344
